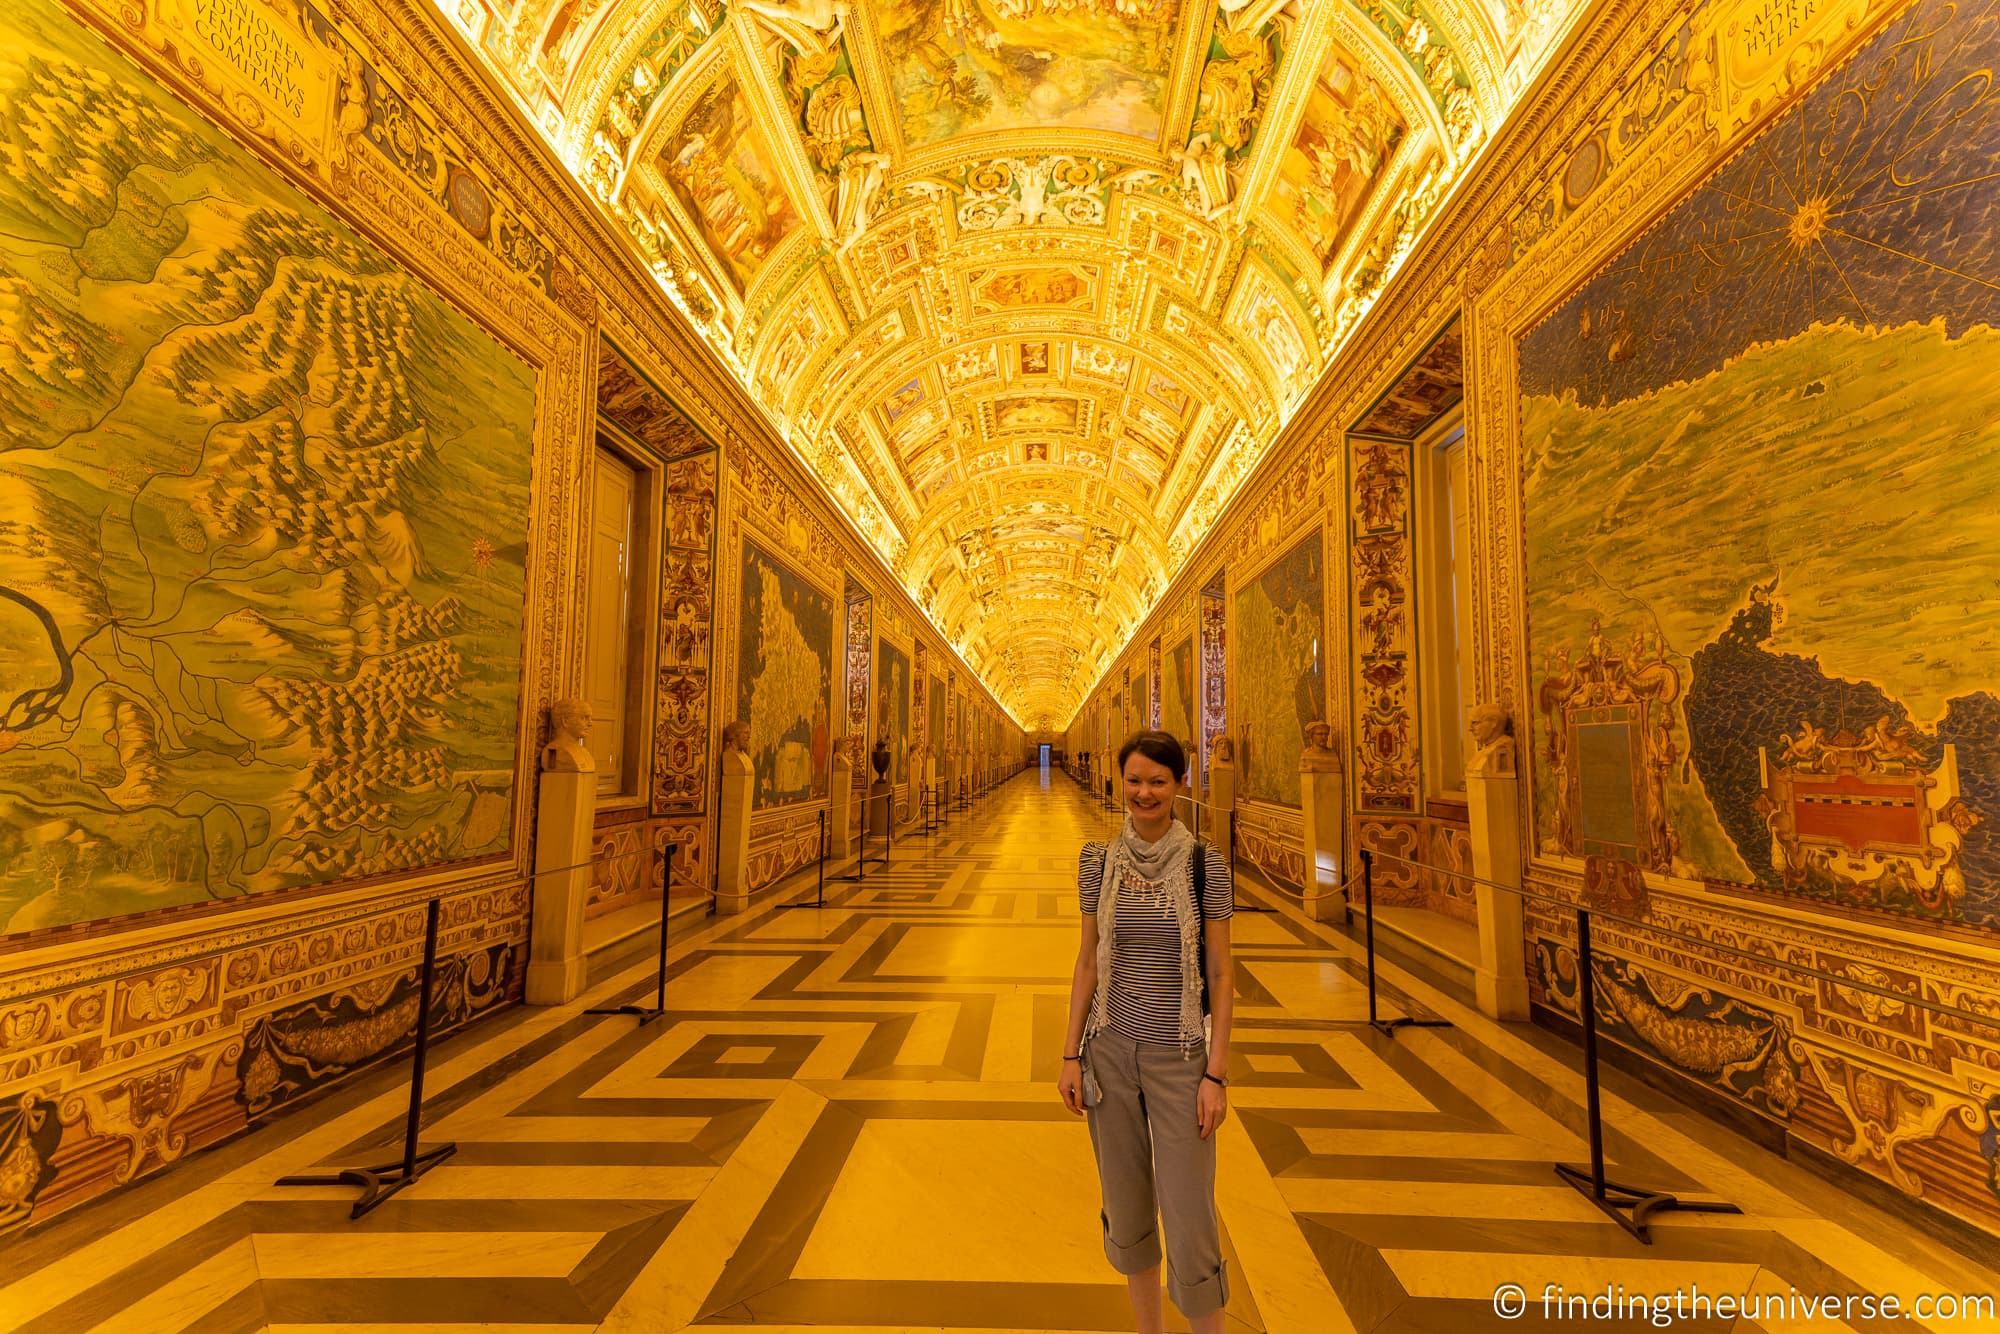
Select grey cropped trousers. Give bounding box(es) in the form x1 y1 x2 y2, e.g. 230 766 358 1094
1083 1025 1229 1318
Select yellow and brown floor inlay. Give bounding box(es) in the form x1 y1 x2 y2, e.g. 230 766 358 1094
4 775 1993 1331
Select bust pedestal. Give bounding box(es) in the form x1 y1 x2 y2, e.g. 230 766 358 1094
715 750 754 915
526 767 595 1005
1207 761 1236 861
1299 765 1346 923
867 777 894 849
1468 763 1528 1020
829 755 855 858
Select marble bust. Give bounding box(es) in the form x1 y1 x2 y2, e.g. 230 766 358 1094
1209 734 1234 767
721 720 753 774
1299 720 1343 773
1466 703 1516 777
540 698 594 773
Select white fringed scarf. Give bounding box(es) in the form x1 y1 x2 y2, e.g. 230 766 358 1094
1085 816 1208 1057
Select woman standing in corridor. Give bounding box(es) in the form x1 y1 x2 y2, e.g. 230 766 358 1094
1058 730 1235 1332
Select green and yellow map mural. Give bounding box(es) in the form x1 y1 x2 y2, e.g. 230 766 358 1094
1164 636 1194 754
0 0 536 934
735 541 834 808
1520 0 1999 927
1236 532 1323 807
877 640 910 786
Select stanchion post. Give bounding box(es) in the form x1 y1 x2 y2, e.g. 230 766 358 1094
1360 846 1449 1038
276 897 458 1218
1578 908 1606 1191
836 804 872 883
1553 903 1740 1241
1363 850 1379 1025
588 844 675 1020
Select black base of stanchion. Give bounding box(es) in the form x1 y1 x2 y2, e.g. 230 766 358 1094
585 999 668 1023
1358 849 1449 1037
832 843 888 882
276 1144 458 1220
590 845 676 1021
1552 1164 1741 1244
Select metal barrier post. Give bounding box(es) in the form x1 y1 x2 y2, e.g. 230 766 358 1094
276 897 458 1217
1553 906 1741 1242
1358 848 1449 1038
588 844 676 1021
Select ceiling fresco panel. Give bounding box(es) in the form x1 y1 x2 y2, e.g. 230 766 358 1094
651 59 804 295
873 0 1186 150
1269 52 1407 274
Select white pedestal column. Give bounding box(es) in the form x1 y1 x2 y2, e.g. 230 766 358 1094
830 754 855 858
1468 762 1528 1020
1300 765 1346 923
1207 756 1236 861
526 766 595 1005
715 747 754 916
1466 709 1528 1020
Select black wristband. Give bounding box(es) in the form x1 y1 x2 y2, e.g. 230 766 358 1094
1202 1071 1227 1087
1062 1054 1080 1062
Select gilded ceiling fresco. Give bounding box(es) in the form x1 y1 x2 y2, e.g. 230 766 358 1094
440 0 1577 727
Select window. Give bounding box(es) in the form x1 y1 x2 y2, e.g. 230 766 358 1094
1421 416 1475 795
584 445 643 796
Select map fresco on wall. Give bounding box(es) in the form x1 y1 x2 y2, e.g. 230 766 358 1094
0 0 535 935
1519 0 2000 927
876 0 1181 149
878 641 910 786
656 64 801 294
1236 533 1324 807
735 541 834 808
1164 636 1194 753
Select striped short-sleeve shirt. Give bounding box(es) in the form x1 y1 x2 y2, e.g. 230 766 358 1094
1078 840 1232 1045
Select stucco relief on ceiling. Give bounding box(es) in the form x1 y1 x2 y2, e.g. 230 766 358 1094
437 0 1579 728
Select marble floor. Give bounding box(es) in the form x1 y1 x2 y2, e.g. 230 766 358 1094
5 773 1996 1332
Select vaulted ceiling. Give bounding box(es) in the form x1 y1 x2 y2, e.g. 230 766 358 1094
439 0 1577 729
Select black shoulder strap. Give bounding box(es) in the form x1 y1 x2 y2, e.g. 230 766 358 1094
1192 841 1210 1015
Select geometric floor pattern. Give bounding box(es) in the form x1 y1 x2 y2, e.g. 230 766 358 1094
4 773 1995 1331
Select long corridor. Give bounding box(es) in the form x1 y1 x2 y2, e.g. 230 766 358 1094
5 773 1993 1332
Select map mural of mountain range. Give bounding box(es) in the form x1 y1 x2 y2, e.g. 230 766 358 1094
1519 0 1999 926
0 0 536 933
